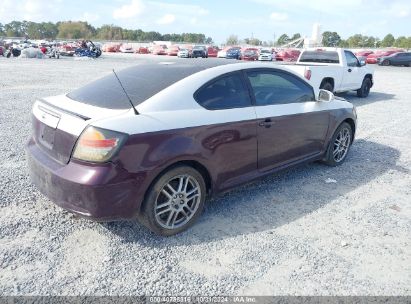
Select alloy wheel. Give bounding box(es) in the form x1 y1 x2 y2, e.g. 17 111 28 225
154 174 201 229
333 127 351 163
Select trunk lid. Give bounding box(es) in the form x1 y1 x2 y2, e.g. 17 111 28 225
32 94 130 164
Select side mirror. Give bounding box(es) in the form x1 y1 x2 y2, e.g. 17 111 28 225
359 59 366 66
318 89 334 102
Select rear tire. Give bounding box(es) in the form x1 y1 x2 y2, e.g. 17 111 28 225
320 81 334 93
356 77 372 98
323 122 353 166
141 166 206 236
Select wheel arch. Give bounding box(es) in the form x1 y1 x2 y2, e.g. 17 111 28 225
343 118 356 139
139 159 213 213
364 73 373 87
320 77 335 90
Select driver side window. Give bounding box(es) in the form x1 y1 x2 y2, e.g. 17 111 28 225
246 70 315 106
345 50 359 67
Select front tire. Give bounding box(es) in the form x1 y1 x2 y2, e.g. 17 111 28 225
141 166 206 236
382 60 390 66
356 77 372 98
323 122 353 166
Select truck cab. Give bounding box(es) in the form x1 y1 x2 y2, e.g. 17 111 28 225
287 48 374 98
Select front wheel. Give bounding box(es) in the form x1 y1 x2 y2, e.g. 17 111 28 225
382 60 390 66
141 166 206 236
356 77 372 98
323 122 353 166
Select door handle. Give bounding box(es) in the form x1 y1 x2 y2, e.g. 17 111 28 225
259 118 273 128
348 68 352 72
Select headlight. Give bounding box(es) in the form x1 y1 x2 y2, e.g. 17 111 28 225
72 126 128 163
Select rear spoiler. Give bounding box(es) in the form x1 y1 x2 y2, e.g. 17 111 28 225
39 98 90 121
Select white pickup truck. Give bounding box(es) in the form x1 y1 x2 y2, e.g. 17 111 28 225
287 48 374 98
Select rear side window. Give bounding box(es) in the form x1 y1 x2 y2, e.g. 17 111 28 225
246 70 315 106
345 50 359 67
299 51 339 63
194 72 251 110
67 64 209 109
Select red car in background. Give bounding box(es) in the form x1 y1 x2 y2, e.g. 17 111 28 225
103 44 120 52
59 43 76 56
275 49 301 61
207 46 219 57
167 45 180 56
366 50 401 64
355 50 374 57
240 48 259 61
135 47 149 54
152 45 167 55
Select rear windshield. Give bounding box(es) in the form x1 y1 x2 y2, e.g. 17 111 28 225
299 51 340 63
67 64 208 109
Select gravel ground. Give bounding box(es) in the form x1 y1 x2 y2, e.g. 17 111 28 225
0 54 410 296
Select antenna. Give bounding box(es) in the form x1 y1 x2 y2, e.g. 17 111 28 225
112 69 139 115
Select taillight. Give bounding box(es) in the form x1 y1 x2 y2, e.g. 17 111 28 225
304 69 312 80
72 126 127 162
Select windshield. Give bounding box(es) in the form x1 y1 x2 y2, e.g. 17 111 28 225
299 51 339 63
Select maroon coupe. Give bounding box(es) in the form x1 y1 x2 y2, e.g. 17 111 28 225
27 61 357 235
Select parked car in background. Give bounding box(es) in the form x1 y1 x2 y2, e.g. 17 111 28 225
59 43 76 56
26 61 357 236
276 49 301 61
167 45 180 56
366 50 400 64
136 47 149 54
152 45 167 55
355 50 373 57
226 47 242 59
287 48 374 97
378 52 411 66
217 46 234 58
207 47 219 57
119 44 134 53
258 48 273 61
177 48 190 58
103 43 120 53
241 48 259 61
192 45 208 58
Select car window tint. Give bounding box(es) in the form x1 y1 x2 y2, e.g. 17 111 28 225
67 63 228 109
246 71 315 106
299 51 339 63
195 73 251 110
345 51 359 67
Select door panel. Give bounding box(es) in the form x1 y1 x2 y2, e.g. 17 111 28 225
255 103 329 171
245 68 330 172
342 51 364 90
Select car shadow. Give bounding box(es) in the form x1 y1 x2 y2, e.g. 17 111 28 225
102 139 407 246
336 91 396 107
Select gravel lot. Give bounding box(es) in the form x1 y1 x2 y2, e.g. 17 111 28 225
0 54 410 296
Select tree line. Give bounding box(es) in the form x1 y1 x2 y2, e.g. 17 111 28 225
322 31 411 49
278 31 411 49
2 21 410 48
225 32 411 49
0 21 213 44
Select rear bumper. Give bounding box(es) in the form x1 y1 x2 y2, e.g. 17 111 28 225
26 137 145 221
